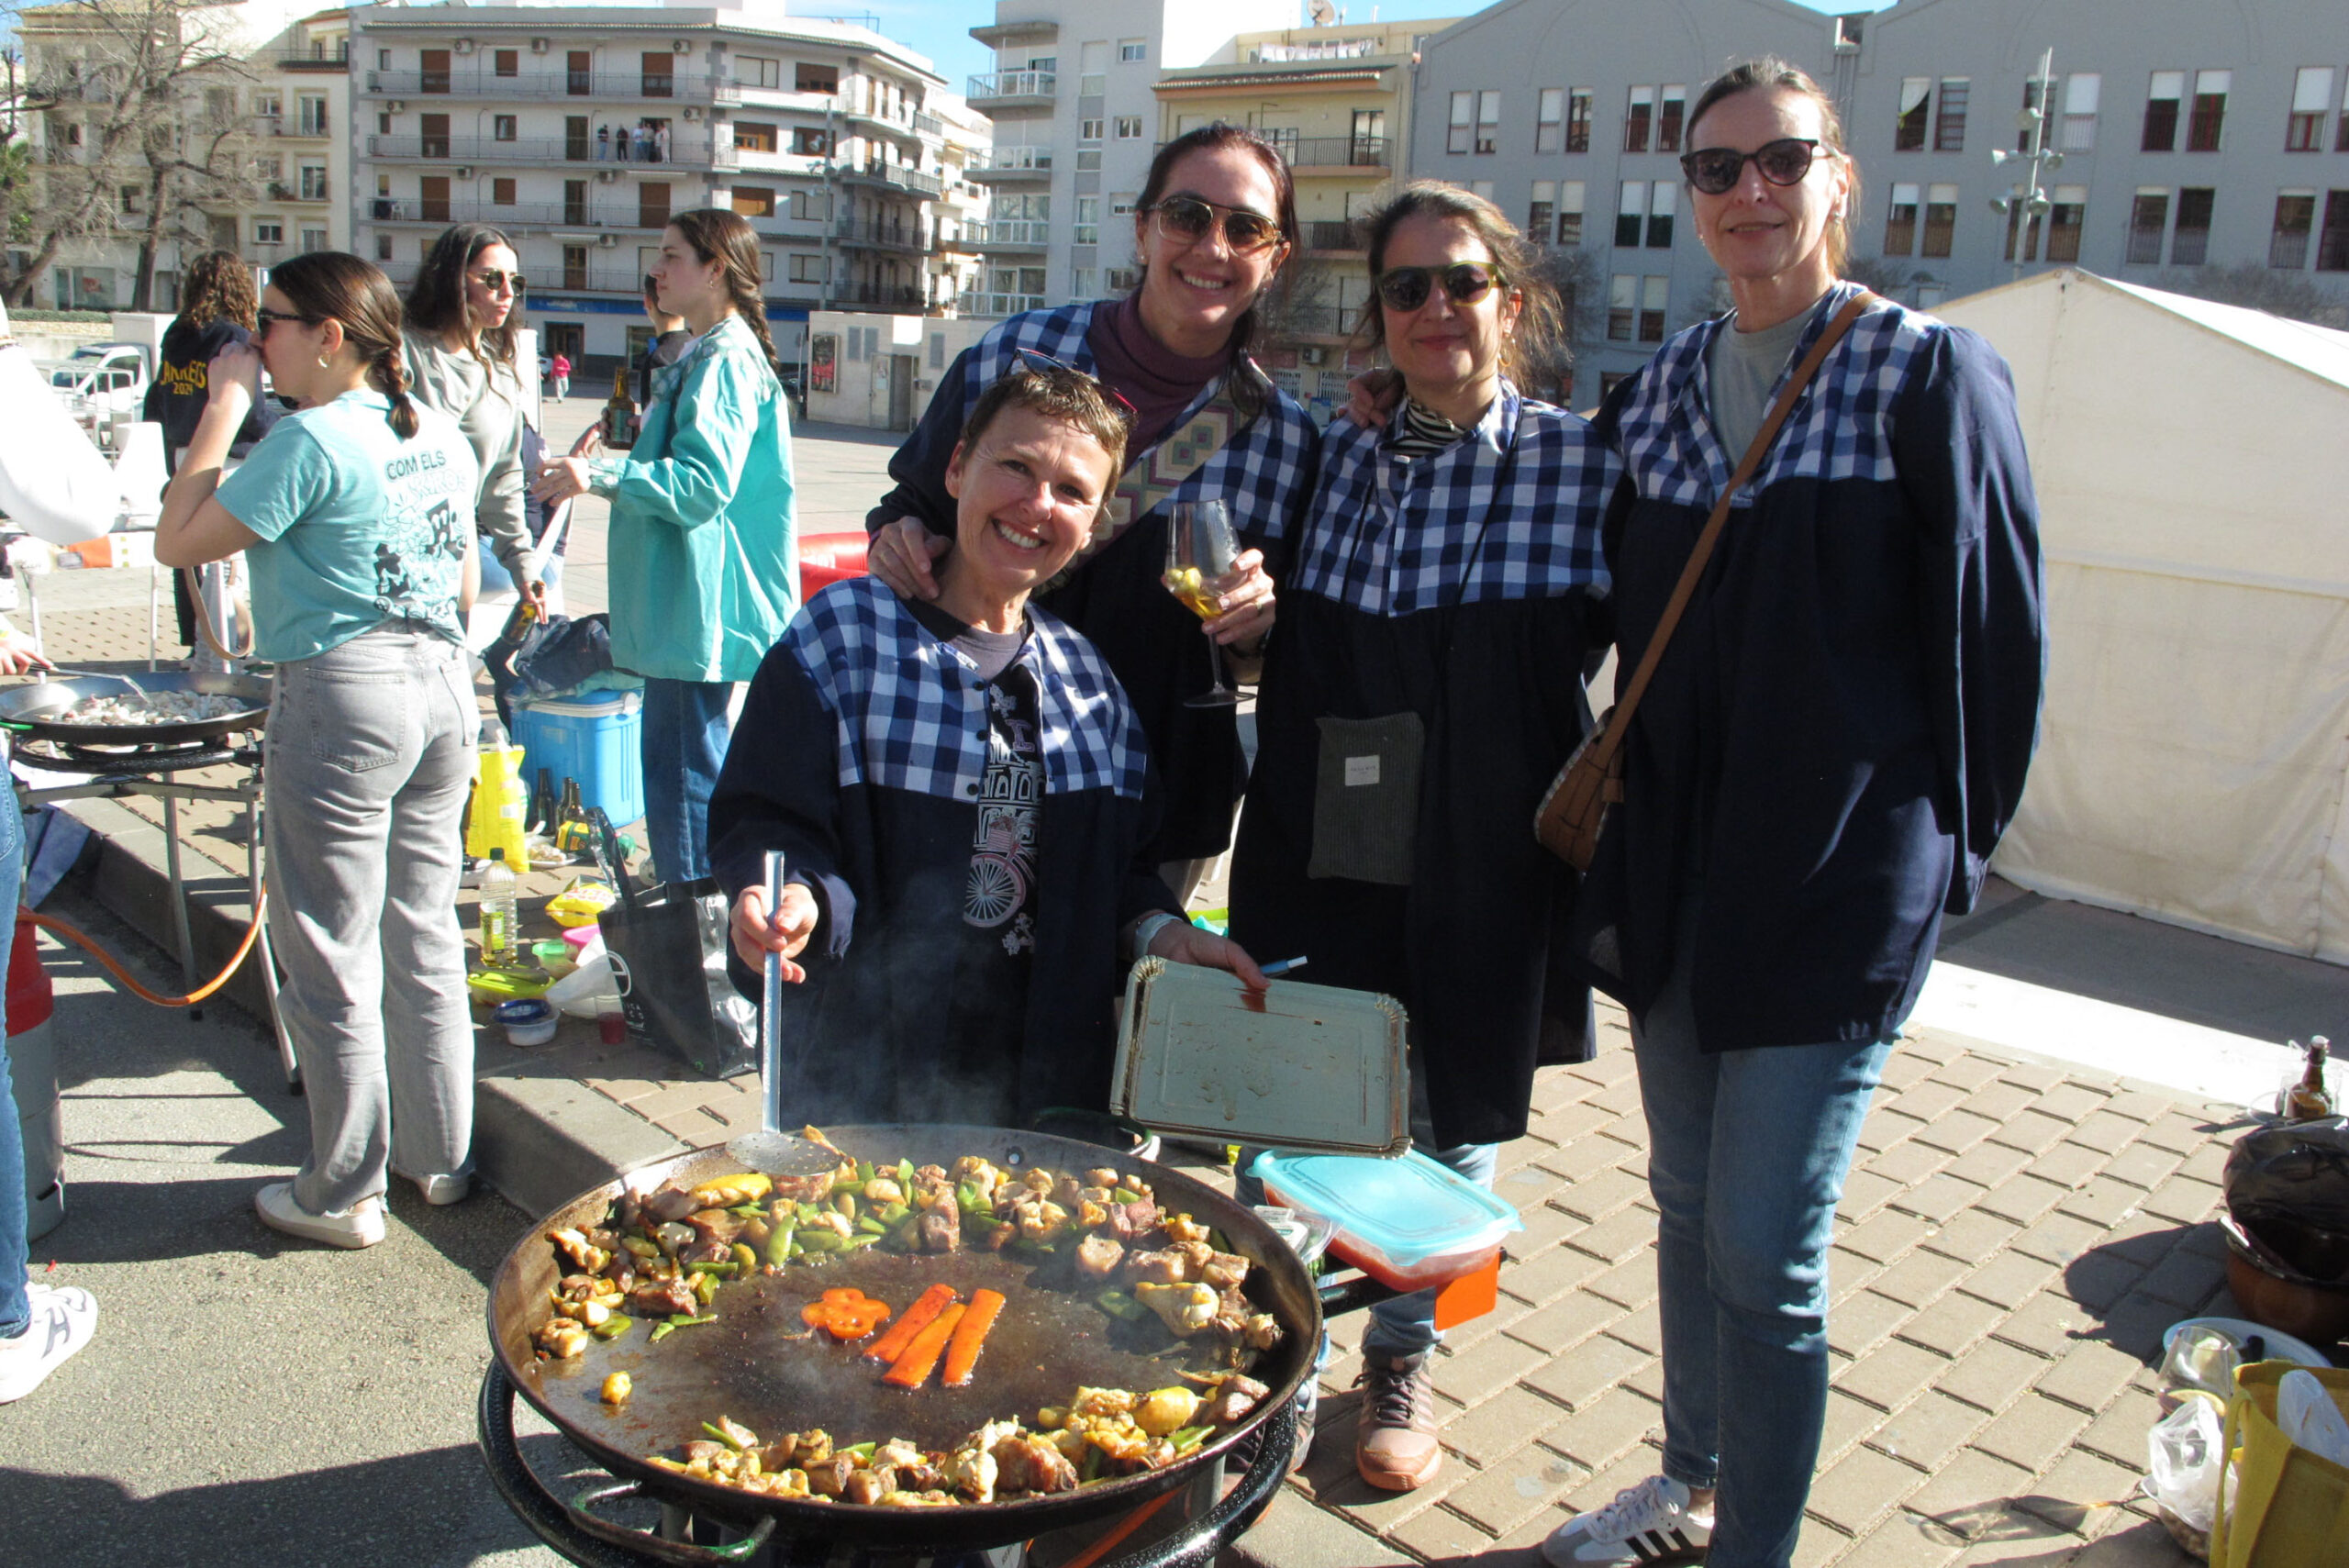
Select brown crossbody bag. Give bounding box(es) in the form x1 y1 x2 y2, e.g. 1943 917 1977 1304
1535 292 1877 870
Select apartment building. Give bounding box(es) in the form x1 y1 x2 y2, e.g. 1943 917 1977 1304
1413 0 2349 394
1152 19 1454 407
17 0 352 310
349 1 977 368
962 0 1290 317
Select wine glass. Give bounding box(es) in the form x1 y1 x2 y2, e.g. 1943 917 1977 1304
1163 499 1240 708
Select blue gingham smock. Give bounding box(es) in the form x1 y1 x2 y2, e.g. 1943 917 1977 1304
1569 282 2045 1052
1230 382 1621 1149
868 301 1319 863
707 577 1179 1128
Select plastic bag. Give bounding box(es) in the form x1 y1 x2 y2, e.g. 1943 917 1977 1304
2146 1393 2226 1535
2279 1370 2349 1468
2223 1121 2349 1286
545 936 618 1019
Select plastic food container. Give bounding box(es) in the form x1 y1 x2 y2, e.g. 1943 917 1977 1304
547 879 619 928
1251 1149 1521 1293
468 966 553 1004
496 997 559 1046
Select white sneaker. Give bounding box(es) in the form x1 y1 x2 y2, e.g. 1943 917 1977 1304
255 1181 385 1249
392 1168 472 1206
0 1284 98 1403
1542 1474 1714 1566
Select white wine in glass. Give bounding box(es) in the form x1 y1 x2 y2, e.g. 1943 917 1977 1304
1163 499 1239 708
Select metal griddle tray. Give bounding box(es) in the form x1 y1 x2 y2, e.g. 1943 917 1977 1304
1111 957 1409 1156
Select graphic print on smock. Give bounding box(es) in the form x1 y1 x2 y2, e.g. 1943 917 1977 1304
966 671 1042 956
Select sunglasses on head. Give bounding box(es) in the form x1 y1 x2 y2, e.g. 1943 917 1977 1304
1144 195 1286 255
1010 348 1139 418
1375 262 1506 314
253 307 322 334
472 268 526 294
1679 138 1825 195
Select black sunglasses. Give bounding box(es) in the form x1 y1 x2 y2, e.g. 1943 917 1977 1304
1144 195 1286 255
253 307 322 334
472 268 527 294
1679 138 1825 195
1375 262 1506 314
1010 348 1139 419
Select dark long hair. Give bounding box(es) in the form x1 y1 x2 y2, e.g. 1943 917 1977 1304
1357 182 1563 392
1687 58 1858 275
404 222 518 370
179 250 256 333
1130 123 1297 420
270 251 420 439
665 209 783 374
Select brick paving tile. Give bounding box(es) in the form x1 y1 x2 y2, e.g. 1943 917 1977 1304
1955 1080 2040 1126
2133 1111 2211 1157
1619 1358 1666 1405
2032 1340 2152 1415
1435 1298 1531 1355
2094 1295 2182 1362
1876 1050 1941 1090
1524 1096 1612 1144
1899 1286 2011 1359
1993 1062 2069 1093
1553 1445 1670 1518
1976 1172 2076 1228
1856 1106 1932 1153
2130 1242 2227 1310
1929 1208 2025 1264
1524 1331 1653 1409
1971 1392 2096 1473
1902 1450 2040 1534
1442 1446 1589 1535
1384 1502 1506 1561
1834 1338 1954 1412
2074 1385 2167 1468
1605 1301 1664 1357
1870 1244 1972 1308
1819 1386 1886 1465
1586 1077 1646 1118
1839 1207 1939 1267
1959 1248 2062 1310
1513 1198 1599 1255
1792 1522 1854 1568
1939 1339 2054 1413
1581 1254 1662 1311
2055 1249 2146 1314
1558 1207 1660 1269
2019 1449 2146 1539
1441 1383 1569 1470
1987 1107 2077 1156
2172 1220 2228 1262
1236 1488 1419 1567
2022 1138 2110 1191
1807 1443 1931 1538
1549 1164 1649 1223
2176 1138 2236 1186
1896 1172 1992 1227
1942 1138 2034 1192
1831 1513 1965 1568
1993 1292 2102 1361
1836 1167 1906 1221
1871 1389 1995 1470
1831 1252 1890 1307
1862 1135 1953 1187
1432 1329 1550 1408
1828 1287 1914 1360
1499 1240 1611 1310
626 1081 731 1123
2009 1210 2117 1269
2065 1518 2199 1566
2056 1184 2150 1240
2065 1109 2152 1155
1495 1162 1569 1209
1932 1055 2013 1094
2099 1089 2175 1124
1890 1079 1973 1124
1913 1108 2005 1158
2136 1173 2221 1227
2032 1083 2112 1124
1537 1385 1664 1472
2097 1140 2184 1193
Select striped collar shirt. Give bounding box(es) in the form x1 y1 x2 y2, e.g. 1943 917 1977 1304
787 576 1147 803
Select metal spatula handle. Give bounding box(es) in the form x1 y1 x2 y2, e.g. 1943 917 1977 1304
761 849 785 1135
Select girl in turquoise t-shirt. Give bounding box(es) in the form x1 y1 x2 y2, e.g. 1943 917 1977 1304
157 252 484 1252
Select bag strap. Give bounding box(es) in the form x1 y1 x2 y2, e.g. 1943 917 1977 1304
1586 290 1878 765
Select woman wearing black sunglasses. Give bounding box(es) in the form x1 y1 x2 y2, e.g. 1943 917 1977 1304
1543 61 2044 1568
864 123 1319 898
1230 181 1620 1495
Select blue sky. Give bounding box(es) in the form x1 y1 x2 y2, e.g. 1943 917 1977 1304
873 0 1895 93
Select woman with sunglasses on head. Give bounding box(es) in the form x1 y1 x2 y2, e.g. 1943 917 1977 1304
1230 182 1620 1494
404 223 545 612
154 253 483 1249
1542 61 2043 1568
865 123 1318 898
532 210 796 884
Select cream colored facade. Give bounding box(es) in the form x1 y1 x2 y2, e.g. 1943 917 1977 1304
1152 18 1452 406
18 1 351 309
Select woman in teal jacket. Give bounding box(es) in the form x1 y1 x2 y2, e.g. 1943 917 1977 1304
536 208 796 882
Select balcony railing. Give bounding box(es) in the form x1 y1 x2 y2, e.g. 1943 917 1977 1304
1285 136 1389 169
960 290 1046 317
912 111 944 137
978 219 1050 248
275 48 350 72
365 197 667 230
967 70 1055 101
362 69 724 101
840 161 942 197
1304 219 1365 251
364 134 724 169
1271 304 1355 337
966 145 1051 175
830 283 927 310
835 217 930 252
266 180 330 204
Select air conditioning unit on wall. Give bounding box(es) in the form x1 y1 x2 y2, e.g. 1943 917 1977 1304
454 39 474 55
530 39 549 54
455 166 474 180
599 233 618 248
673 39 691 53
1300 345 1327 365
596 168 619 183
683 106 703 122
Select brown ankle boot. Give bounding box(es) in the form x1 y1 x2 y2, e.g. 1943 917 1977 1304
1354 1351 1442 1491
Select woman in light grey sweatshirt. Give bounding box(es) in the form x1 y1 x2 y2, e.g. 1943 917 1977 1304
403 223 542 610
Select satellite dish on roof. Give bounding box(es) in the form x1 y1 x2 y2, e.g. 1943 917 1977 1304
1308 0 1336 25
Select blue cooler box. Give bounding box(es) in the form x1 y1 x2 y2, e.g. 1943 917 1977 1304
513 691 644 827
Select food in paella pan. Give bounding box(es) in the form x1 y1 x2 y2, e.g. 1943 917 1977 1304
529 1129 1288 1504
51 690 251 726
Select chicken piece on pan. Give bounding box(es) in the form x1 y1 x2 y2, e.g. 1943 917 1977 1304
992 1433 1080 1495
803 1455 856 1497
546 1229 612 1274
533 1318 592 1358
916 1189 961 1254
842 1467 896 1506
641 1185 700 1223
1012 1197 1067 1244
1201 1251 1251 1290
1108 1199 1158 1241
1134 1281 1218 1338
1074 1233 1125 1279
1121 1248 1188 1286
1199 1373 1271 1426
630 1278 697 1318
1164 1214 1211 1246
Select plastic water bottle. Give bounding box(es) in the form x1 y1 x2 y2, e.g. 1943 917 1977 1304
479 848 519 964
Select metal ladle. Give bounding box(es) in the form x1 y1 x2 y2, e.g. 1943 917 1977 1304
725 849 838 1179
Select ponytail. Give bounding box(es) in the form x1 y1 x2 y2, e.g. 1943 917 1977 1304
664 209 785 383
729 276 785 379
373 346 420 439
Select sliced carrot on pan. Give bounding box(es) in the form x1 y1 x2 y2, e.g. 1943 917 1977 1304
941 1288 1005 1387
882 1301 965 1389
864 1283 956 1364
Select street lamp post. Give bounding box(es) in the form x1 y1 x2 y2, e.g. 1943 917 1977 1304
1990 48 2061 283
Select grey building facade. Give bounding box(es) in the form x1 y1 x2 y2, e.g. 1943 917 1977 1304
1410 0 2349 394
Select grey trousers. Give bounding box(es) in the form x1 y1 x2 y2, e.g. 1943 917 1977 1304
264 624 476 1218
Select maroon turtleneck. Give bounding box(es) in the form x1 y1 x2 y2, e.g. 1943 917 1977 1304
1085 292 1230 459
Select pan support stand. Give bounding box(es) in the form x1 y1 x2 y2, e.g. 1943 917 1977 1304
10 752 298 1093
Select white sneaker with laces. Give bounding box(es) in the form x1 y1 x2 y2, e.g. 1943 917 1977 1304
1542 1474 1714 1566
255 1181 385 1249
0 1283 98 1404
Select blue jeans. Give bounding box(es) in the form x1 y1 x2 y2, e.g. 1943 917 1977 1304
1 783 28 1336
640 678 732 884
1632 943 1890 1568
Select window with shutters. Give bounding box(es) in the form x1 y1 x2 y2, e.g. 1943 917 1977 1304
1566 89 1592 153
1528 180 1553 245
1556 181 1585 248
2045 186 2086 262
1885 183 1920 255
1536 88 1563 154
2271 192 2315 268
1934 78 1969 151
1624 85 1652 152
1895 78 1931 150
1616 182 1646 248
2288 68 2332 150
1647 183 1675 248
2187 69 2228 150
2062 72 2099 150
2320 192 2349 271
1657 85 1687 152
1921 183 1957 257
2171 188 2214 264
1475 92 1499 154
1607 273 1635 340
2127 189 2170 263
2143 72 2183 151
1448 91 1472 155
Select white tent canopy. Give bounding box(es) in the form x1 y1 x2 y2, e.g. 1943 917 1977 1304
1938 269 2349 962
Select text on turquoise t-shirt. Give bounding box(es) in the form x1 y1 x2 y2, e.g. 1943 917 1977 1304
215 388 480 662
